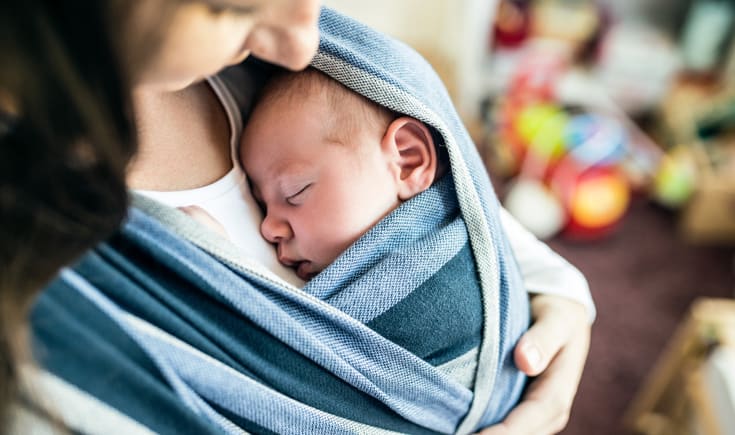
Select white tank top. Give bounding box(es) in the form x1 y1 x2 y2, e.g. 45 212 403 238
135 76 305 288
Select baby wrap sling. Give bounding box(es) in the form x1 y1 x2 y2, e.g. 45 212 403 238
30 8 529 434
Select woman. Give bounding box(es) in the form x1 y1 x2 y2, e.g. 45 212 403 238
1 0 591 433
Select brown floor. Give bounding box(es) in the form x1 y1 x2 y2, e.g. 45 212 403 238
545 197 735 435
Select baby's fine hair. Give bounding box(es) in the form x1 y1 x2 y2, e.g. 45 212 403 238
255 67 395 146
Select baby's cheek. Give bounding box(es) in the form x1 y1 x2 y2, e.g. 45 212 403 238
310 223 355 266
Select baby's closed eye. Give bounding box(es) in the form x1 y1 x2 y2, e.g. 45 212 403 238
286 184 312 206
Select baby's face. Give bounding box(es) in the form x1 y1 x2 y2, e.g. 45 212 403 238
240 92 401 280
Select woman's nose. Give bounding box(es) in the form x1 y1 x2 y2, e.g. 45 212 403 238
260 213 293 243
245 0 320 71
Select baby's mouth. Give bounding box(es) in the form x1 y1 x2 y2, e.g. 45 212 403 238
277 250 317 281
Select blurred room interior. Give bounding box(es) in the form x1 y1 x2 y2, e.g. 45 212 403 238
323 1 735 434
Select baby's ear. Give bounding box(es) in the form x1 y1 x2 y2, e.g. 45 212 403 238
382 116 438 201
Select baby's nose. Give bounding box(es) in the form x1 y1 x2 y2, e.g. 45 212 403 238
260 213 292 243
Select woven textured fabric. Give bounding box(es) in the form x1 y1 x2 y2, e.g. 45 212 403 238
30 7 529 434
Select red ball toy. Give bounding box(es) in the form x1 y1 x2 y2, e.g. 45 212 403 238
551 161 630 239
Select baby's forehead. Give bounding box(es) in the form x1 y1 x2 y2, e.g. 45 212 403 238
258 69 367 113
250 68 395 149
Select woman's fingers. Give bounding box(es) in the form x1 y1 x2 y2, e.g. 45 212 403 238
515 294 587 376
476 294 591 435
515 318 590 434
476 397 564 435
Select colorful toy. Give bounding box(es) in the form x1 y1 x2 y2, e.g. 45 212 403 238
508 44 568 101
503 178 566 239
495 47 634 241
493 0 531 48
503 109 632 240
653 149 697 208
551 162 630 239
514 103 569 161
565 113 627 166
571 171 628 226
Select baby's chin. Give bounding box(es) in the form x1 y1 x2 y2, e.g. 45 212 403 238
295 261 320 281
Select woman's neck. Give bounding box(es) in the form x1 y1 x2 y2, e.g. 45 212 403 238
127 81 233 191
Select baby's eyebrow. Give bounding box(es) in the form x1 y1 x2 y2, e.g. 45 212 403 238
277 174 313 198
272 163 311 192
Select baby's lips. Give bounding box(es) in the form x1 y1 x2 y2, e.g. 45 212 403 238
277 250 297 267
277 248 317 280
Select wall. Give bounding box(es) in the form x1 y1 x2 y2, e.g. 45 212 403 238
321 0 497 122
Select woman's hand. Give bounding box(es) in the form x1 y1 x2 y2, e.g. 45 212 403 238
477 294 591 435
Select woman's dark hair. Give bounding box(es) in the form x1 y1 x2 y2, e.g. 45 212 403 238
0 0 152 422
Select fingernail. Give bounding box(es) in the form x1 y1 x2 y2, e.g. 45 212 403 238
525 344 542 371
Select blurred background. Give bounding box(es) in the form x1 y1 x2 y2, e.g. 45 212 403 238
324 1 735 434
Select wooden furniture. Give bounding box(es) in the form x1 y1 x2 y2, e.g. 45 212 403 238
625 298 735 435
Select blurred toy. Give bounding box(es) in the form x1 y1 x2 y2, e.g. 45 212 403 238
493 0 531 48
515 103 569 161
488 43 571 175
508 42 569 100
552 163 630 239
556 113 630 238
503 110 632 240
489 39 636 240
504 178 566 239
565 113 627 165
653 148 698 208
570 169 629 231
529 0 601 56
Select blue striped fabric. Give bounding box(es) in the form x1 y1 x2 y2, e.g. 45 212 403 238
30 7 530 434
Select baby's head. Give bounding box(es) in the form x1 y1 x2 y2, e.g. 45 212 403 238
240 68 440 280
